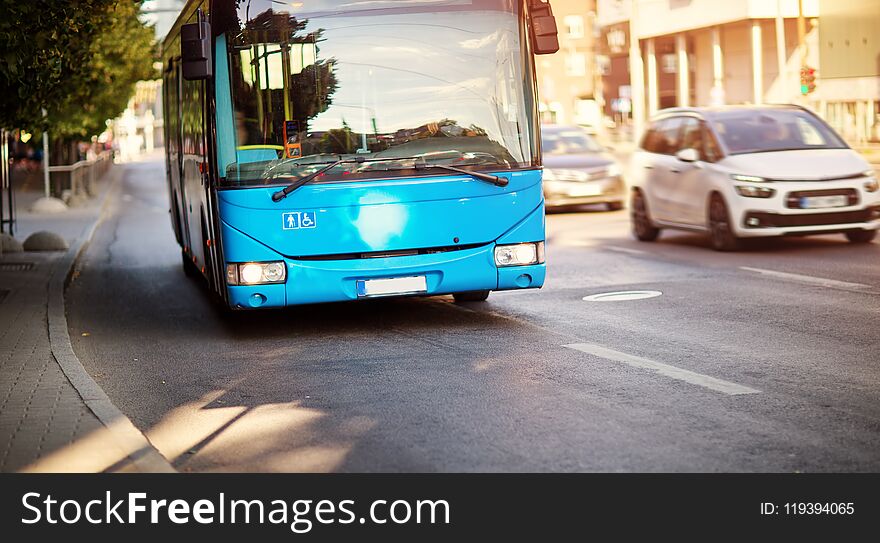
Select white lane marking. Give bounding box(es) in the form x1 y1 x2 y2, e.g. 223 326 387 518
564 343 760 396
582 290 662 302
606 246 647 255
739 266 872 291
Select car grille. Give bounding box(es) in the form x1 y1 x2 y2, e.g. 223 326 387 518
785 188 859 209
552 169 613 182
744 207 880 228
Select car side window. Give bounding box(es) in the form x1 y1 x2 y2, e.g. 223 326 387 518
702 124 723 162
655 117 683 155
679 118 703 156
640 122 661 153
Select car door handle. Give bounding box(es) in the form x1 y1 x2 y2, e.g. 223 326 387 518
669 168 680 173
644 165 654 170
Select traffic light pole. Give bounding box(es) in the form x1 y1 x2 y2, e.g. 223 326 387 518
797 0 806 67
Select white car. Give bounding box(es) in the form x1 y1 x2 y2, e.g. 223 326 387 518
629 105 880 251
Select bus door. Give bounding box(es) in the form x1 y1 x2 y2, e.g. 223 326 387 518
180 67 209 275
164 57 190 251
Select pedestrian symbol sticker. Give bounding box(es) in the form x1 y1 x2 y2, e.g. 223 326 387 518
282 211 317 230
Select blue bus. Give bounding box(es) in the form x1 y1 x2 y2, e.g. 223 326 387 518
161 0 558 309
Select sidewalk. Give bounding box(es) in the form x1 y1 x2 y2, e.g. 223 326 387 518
0 154 172 472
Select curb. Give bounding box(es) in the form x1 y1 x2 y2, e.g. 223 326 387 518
46 165 176 473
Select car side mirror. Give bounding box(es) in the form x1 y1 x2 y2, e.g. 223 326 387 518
181 21 212 80
528 0 560 55
676 148 700 162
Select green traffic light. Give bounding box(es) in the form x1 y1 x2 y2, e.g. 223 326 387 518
800 84 809 95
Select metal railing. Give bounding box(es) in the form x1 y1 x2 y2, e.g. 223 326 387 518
0 130 13 235
47 151 113 200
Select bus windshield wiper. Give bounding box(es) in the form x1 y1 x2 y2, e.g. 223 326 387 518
412 162 508 187
271 157 366 202
271 155 508 202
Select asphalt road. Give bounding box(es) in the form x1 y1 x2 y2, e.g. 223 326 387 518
68 158 880 472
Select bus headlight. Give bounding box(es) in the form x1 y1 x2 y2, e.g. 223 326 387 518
226 262 287 285
494 242 545 267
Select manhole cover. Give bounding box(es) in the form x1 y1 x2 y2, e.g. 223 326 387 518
0 262 34 272
583 290 662 302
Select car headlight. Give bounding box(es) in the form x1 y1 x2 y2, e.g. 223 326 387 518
226 261 287 285
606 163 622 178
735 185 775 198
864 170 879 193
494 242 545 267
730 174 768 183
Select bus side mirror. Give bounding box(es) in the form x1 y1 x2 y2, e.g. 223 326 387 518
181 21 213 80
528 0 559 55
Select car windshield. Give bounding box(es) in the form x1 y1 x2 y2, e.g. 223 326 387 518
214 0 538 186
710 109 847 155
542 129 603 155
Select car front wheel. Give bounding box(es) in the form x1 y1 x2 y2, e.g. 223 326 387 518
631 190 660 241
845 230 877 244
708 195 741 251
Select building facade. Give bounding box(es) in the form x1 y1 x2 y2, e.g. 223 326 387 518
598 0 829 135
815 0 880 144
536 0 600 127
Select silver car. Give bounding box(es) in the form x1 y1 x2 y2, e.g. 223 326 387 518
541 125 625 211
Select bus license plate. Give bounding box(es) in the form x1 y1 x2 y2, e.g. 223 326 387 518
357 276 428 297
800 195 848 209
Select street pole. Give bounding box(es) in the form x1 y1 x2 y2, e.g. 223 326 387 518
41 108 50 199
628 0 645 144
796 0 807 106
797 0 806 66
590 9 605 140
775 0 788 102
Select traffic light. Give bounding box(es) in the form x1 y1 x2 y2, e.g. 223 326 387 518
800 66 817 95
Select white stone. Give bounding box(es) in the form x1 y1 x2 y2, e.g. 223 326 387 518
29 197 68 214
0 233 23 253
22 231 69 252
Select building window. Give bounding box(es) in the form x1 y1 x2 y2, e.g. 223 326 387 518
661 54 677 74
566 52 587 76
564 15 584 39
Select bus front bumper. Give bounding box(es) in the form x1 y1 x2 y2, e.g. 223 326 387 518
226 243 546 309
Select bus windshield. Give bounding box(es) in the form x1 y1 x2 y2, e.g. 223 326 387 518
216 0 538 186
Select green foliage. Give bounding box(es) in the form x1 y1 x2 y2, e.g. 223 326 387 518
0 0 156 138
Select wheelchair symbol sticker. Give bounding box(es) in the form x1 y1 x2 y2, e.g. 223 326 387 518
282 211 317 230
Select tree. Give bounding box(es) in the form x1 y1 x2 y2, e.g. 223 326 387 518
0 0 155 140
53 1 156 139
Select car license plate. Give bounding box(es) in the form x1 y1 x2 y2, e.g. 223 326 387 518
800 195 848 209
568 184 602 197
357 276 427 298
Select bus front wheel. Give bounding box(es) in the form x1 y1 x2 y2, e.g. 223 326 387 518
181 250 198 278
453 290 490 302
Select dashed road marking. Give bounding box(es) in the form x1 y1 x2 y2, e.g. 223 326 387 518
606 246 647 256
564 342 760 396
739 266 872 292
